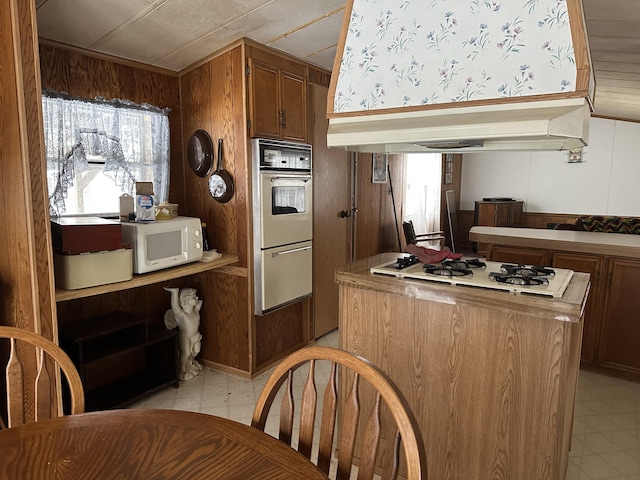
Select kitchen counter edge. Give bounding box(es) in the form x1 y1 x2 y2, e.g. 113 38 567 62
335 253 589 323
469 226 640 259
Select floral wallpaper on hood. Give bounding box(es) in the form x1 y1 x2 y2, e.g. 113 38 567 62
334 0 578 113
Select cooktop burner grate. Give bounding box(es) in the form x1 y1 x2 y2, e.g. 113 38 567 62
394 255 421 269
500 263 555 277
424 265 473 277
488 272 549 285
442 258 486 269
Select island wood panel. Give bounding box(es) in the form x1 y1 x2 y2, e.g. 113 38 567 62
339 284 582 480
39 44 184 209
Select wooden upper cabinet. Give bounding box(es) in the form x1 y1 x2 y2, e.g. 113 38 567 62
248 56 307 143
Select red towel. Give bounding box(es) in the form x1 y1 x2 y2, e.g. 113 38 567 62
406 244 463 264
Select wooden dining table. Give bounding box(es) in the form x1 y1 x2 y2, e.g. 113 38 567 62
0 409 330 479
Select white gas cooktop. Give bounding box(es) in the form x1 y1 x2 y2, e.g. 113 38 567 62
369 256 574 298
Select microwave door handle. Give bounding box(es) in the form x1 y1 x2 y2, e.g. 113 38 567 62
271 245 312 257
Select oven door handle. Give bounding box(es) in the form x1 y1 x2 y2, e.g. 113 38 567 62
271 245 312 257
270 175 311 183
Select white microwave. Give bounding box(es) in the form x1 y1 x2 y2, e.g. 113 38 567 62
121 216 203 273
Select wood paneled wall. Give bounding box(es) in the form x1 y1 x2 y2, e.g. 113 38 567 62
39 44 184 209
354 153 405 259
179 47 252 372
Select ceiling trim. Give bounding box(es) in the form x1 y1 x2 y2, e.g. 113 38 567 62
38 38 180 76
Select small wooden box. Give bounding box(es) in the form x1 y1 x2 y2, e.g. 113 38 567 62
51 217 125 254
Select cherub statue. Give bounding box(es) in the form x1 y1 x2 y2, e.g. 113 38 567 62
164 286 203 381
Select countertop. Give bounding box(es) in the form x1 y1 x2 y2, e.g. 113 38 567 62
335 253 590 323
469 226 640 258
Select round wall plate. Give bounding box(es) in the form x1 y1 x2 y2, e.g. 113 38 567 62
187 130 213 177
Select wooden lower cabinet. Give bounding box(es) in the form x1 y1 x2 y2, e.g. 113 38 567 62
597 258 640 376
552 253 604 366
488 245 640 379
489 245 549 265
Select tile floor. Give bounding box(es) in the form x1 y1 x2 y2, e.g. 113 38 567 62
129 330 640 479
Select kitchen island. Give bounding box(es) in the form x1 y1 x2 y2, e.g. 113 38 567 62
336 253 589 480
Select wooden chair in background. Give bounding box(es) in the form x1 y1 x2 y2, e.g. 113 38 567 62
251 346 427 480
402 219 445 249
0 326 84 429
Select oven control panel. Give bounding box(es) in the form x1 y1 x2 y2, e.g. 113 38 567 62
253 138 312 171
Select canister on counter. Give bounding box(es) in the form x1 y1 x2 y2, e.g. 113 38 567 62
135 182 155 222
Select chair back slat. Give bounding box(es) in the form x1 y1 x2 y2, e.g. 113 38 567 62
251 346 427 480
298 359 318 458
356 393 382 480
6 338 26 427
1 326 84 430
317 362 338 474
279 369 295 444
336 372 361 480
388 432 402 480
35 348 55 422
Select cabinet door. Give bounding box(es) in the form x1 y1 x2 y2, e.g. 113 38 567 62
249 60 280 139
280 71 307 142
552 252 604 365
510 202 523 225
495 204 511 225
489 246 549 265
597 258 640 374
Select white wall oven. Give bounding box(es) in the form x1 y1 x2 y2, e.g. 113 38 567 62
252 138 312 315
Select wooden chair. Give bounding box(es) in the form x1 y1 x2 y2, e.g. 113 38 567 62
0 326 84 429
251 346 427 480
402 220 445 249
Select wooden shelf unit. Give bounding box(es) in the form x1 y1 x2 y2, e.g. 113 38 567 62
60 311 179 411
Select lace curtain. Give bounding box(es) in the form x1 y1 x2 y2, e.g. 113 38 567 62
42 89 170 216
404 153 442 234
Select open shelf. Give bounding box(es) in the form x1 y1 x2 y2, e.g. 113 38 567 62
60 313 179 411
55 252 238 302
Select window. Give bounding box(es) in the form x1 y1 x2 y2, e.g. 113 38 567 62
42 90 170 217
404 153 442 234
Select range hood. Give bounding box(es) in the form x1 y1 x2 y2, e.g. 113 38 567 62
327 97 591 153
327 0 594 153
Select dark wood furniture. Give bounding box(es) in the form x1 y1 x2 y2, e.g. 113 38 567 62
474 199 524 255
59 312 178 411
252 346 427 480
0 409 329 479
336 253 588 480
0 326 84 429
469 226 640 380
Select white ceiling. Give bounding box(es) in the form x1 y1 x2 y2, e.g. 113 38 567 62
35 0 640 123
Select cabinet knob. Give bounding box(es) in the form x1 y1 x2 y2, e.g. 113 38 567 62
279 110 286 128
339 210 351 218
